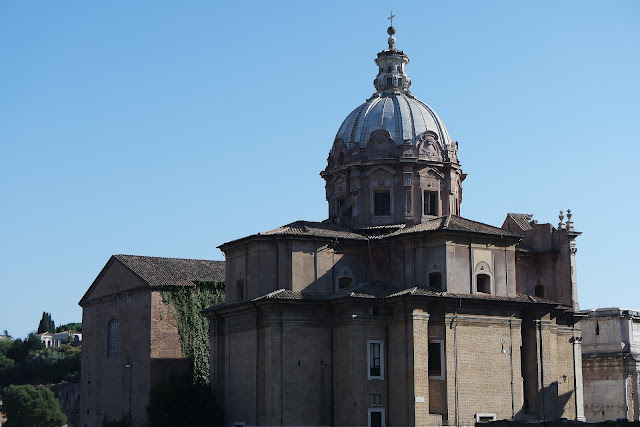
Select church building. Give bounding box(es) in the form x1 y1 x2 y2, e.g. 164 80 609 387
204 23 586 426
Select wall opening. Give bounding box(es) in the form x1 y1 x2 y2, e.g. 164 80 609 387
477 274 490 293
429 272 442 290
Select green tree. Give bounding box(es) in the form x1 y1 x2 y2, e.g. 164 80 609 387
37 312 55 334
23 346 81 384
55 322 82 333
0 384 67 427
6 333 45 364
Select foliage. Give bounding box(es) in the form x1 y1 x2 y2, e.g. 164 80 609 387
6 333 45 364
37 312 56 334
0 338 12 356
102 413 134 427
23 346 81 384
55 322 82 333
146 371 222 427
161 281 224 385
0 345 81 386
0 384 67 427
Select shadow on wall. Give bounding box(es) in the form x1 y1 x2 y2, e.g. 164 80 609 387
492 382 637 426
484 420 640 426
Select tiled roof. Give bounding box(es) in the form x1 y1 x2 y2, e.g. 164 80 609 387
222 215 520 248
114 254 225 287
258 221 368 240
247 283 562 305
506 213 533 232
383 215 521 239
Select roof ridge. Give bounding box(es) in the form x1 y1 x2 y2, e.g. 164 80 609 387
115 254 223 263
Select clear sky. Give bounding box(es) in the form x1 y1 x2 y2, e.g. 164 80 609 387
1 1 638 339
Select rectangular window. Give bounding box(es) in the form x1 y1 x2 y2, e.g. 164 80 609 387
370 394 381 405
107 319 118 358
424 191 437 215
367 340 384 379
374 191 391 216
428 341 444 379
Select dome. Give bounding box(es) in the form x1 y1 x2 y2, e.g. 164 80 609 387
335 92 453 149
321 23 464 228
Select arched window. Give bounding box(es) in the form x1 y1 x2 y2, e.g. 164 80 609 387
429 272 442 290
534 284 545 298
107 319 118 358
236 279 244 301
476 274 490 293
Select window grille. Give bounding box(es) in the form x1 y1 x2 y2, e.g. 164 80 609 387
107 319 118 358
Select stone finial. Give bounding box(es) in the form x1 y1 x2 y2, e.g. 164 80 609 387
558 210 565 230
566 209 574 231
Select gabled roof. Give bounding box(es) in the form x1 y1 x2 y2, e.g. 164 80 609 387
79 255 225 306
505 213 533 232
113 255 225 287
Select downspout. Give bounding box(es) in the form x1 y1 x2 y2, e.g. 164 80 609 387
331 303 335 427
538 319 546 420
384 296 390 427
509 315 515 419
451 310 459 426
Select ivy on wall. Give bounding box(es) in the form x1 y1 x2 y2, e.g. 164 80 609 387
161 281 224 385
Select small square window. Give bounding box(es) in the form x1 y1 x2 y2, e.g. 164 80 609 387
374 191 391 216
429 272 442 290
370 394 382 405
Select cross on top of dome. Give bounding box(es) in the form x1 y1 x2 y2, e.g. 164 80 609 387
374 14 410 93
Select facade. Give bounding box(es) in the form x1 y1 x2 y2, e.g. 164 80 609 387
78 254 224 426
581 307 640 422
204 25 586 426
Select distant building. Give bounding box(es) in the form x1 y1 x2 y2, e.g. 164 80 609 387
38 330 82 348
204 24 586 426
78 254 224 426
581 307 640 422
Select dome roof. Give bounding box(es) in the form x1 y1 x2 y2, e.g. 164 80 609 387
335 92 453 149
334 25 453 151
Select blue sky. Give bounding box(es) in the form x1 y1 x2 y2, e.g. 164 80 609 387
1 1 638 339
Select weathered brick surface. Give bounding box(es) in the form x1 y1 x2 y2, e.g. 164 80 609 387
79 266 191 427
210 297 581 427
